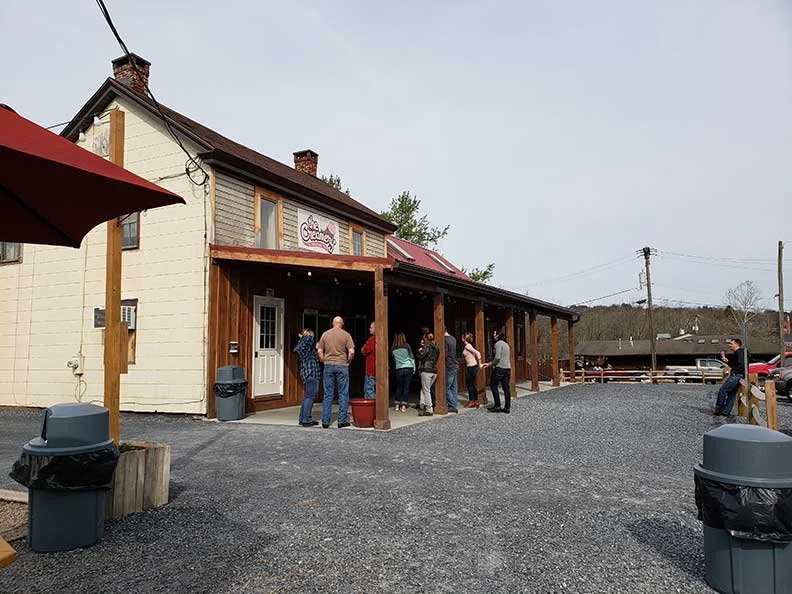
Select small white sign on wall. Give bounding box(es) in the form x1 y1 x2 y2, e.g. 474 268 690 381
297 209 339 255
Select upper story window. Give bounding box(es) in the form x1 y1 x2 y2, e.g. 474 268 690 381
122 212 140 250
350 225 366 257
0 242 22 264
255 188 282 250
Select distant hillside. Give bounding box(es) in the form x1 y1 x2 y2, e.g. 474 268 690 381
533 304 781 357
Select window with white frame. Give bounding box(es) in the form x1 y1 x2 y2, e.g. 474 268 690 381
257 198 278 249
352 230 364 256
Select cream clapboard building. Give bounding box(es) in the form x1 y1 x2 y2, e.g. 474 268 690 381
0 54 395 414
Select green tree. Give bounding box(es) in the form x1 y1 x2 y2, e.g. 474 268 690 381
462 263 495 283
380 191 449 249
321 174 350 195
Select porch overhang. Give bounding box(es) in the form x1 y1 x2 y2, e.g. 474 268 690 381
390 261 579 322
210 244 391 273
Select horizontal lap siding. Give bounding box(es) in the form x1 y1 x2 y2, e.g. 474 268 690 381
215 173 255 248
366 230 386 258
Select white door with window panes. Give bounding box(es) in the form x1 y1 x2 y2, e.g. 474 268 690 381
253 296 284 396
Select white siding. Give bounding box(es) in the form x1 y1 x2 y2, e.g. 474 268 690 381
0 98 210 414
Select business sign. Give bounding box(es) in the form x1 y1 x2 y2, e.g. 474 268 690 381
297 209 339 254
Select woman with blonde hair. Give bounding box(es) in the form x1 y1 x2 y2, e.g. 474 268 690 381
461 333 482 408
391 332 415 412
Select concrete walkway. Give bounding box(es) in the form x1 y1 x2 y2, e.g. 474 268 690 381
225 380 566 430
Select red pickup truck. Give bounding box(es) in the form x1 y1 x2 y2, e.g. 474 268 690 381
748 352 792 379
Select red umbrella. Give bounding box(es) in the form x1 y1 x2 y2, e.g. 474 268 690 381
0 104 185 248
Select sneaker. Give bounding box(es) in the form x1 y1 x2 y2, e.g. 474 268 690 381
448 408 458 414
487 407 503 413
338 422 351 428
500 409 510 414
322 423 330 429
299 421 319 427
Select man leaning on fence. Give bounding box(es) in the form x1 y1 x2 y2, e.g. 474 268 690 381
713 338 747 417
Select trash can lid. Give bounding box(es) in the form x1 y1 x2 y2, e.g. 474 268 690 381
216 365 247 384
23 403 114 456
694 424 792 487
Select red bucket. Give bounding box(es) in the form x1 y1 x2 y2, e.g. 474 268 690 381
349 398 376 428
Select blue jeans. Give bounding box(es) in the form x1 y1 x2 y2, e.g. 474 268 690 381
364 375 376 399
299 378 319 424
322 364 350 425
446 367 459 411
716 374 743 414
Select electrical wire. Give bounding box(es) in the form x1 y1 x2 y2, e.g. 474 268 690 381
570 287 639 306
94 0 209 187
513 255 637 291
45 120 73 130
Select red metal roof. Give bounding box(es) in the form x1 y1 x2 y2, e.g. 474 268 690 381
386 236 472 281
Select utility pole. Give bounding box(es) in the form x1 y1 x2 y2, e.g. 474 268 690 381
780 240 786 367
642 247 657 382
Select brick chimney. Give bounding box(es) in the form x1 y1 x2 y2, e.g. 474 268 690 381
293 149 318 177
112 53 151 94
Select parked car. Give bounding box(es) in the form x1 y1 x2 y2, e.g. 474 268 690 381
768 362 792 401
748 352 792 381
665 358 727 384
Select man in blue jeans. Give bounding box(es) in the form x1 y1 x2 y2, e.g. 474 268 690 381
444 328 459 413
317 316 355 428
714 338 747 417
294 328 321 427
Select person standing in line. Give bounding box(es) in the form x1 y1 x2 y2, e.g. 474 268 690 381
391 332 415 413
417 332 440 416
361 321 376 400
482 329 511 413
461 333 482 408
714 338 748 417
420 326 436 408
317 316 355 428
293 329 321 427
444 327 460 413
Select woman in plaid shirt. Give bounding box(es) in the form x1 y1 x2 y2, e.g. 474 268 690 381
294 329 321 427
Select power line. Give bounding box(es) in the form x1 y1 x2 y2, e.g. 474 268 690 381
517 255 637 290
658 254 776 273
94 0 208 186
570 287 638 307
45 120 73 130
661 250 775 264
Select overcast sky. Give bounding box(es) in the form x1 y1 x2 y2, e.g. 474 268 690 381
3 1 790 311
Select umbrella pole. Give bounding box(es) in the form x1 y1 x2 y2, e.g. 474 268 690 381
104 109 125 444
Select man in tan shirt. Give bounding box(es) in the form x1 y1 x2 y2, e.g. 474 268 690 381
317 316 355 428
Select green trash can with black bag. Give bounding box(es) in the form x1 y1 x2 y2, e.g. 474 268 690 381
9 403 119 552
694 424 792 594
214 365 248 421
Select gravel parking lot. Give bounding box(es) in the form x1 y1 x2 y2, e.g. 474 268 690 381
1 383 787 594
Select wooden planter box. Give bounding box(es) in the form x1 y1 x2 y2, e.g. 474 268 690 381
106 441 171 520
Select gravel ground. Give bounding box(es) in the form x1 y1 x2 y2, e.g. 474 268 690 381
1 384 789 594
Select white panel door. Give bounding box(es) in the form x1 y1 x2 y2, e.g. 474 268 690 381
253 296 284 396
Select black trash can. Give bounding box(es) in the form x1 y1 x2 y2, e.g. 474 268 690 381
694 424 792 594
9 403 119 552
214 365 248 421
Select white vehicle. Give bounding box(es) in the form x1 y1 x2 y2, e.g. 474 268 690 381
665 358 726 384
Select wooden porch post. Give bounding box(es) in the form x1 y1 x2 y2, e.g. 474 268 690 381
374 266 391 430
568 320 575 383
206 259 222 418
104 109 125 444
550 316 560 387
474 301 487 404
529 311 539 392
505 308 516 397
434 292 447 415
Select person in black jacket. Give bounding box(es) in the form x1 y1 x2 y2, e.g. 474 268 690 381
714 338 747 416
417 332 439 416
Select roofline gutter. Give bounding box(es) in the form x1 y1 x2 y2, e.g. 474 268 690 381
391 261 579 321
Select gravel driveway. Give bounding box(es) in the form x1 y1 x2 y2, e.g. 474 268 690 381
1 384 786 594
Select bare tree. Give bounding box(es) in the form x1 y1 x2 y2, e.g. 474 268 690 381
724 280 762 333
